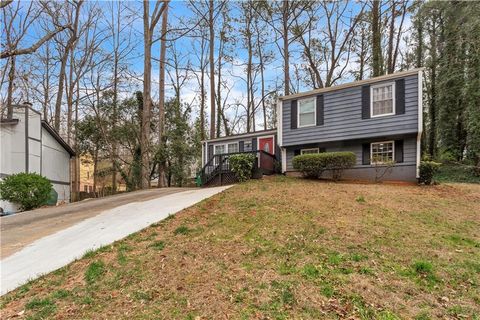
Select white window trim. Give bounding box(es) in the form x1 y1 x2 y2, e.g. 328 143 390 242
214 142 239 155
370 140 395 165
370 82 396 118
301 148 319 155
213 142 239 165
297 97 316 128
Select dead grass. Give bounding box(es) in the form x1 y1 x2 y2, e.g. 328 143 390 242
1 176 479 319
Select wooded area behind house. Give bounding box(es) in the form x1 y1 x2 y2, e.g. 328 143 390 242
1 0 479 195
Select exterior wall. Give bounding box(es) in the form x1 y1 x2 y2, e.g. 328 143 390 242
41 127 71 202
1 109 27 175
285 135 418 182
202 130 278 166
281 74 419 146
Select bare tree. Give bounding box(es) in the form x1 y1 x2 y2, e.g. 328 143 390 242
141 0 167 189
386 0 409 73
157 2 169 188
1 1 68 119
44 0 84 131
295 1 365 89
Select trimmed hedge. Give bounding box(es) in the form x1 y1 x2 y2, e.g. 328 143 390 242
419 161 441 185
292 152 356 180
0 173 52 210
229 153 256 182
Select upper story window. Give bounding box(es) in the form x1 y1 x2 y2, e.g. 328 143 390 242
371 83 395 117
298 97 316 127
371 141 394 164
301 148 319 155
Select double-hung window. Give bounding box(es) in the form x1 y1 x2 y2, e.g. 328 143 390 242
227 142 238 153
301 148 319 155
371 83 395 117
371 141 394 164
298 97 316 127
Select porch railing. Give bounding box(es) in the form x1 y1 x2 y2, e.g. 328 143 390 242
196 150 276 186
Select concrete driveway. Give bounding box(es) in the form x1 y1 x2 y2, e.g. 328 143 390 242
0 186 230 295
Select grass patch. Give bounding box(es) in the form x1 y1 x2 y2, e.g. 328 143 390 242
149 240 166 250
25 298 56 319
1 177 479 319
173 225 191 235
84 260 106 285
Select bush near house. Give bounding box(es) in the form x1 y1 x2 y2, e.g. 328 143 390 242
293 152 356 180
229 153 256 182
419 161 441 185
0 173 52 211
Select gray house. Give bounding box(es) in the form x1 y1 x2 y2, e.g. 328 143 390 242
199 69 423 184
277 68 423 182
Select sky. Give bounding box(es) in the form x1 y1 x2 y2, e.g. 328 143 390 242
2 0 413 134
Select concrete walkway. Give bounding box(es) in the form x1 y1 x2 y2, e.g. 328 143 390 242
1 188 186 258
0 186 230 295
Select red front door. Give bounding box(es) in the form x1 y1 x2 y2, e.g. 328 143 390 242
258 137 274 170
258 137 274 154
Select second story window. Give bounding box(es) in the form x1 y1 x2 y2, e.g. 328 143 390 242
371 83 395 117
298 97 316 127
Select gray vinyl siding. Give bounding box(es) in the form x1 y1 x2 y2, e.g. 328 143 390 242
285 135 417 171
202 131 278 165
281 75 419 146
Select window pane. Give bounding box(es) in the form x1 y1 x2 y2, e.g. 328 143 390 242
371 142 394 164
299 112 315 126
214 145 225 154
228 143 238 153
301 149 319 155
299 98 315 113
372 84 393 116
244 141 252 151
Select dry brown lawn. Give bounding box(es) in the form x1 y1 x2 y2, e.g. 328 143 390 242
1 176 479 320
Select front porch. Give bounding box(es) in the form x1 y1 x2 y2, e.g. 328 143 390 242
197 150 277 187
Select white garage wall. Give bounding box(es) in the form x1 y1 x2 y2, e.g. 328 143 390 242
41 127 71 202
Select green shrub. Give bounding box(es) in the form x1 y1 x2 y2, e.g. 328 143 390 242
229 153 256 182
0 172 52 210
419 161 441 185
292 152 356 180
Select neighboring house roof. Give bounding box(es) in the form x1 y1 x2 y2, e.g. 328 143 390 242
41 120 76 157
203 128 277 143
280 68 424 101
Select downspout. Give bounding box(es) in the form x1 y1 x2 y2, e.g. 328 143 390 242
416 69 423 179
276 98 286 173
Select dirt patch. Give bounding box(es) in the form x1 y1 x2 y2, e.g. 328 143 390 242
1 177 479 319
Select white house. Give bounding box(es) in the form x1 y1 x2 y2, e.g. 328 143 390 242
0 104 75 211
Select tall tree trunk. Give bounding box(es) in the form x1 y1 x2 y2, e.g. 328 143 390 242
6 56 15 119
428 19 437 158
141 2 153 189
371 0 382 77
282 0 290 95
258 43 267 131
53 0 82 132
386 0 396 74
208 0 216 139
43 44 51 121
157 4 168 188
67 50 75 144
